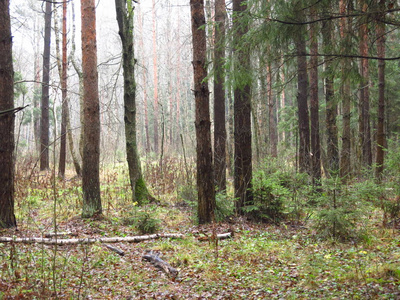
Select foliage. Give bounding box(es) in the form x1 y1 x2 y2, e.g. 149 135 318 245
314 177 362 241
214 192 234 222
245 169 287 223
122 207 160 235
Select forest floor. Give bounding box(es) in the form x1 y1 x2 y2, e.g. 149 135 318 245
1 162 400 299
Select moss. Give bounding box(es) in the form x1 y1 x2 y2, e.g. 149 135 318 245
134 176 150 205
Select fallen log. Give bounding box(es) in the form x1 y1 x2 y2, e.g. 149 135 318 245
142 250 178 279
0 233 184 245
197 232 232 241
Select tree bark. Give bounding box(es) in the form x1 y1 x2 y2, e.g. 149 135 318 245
309 6 321 183
233 0 252 213
322 10 339 175
115 0 153 204
152 0 159 154
0 0 16 229
55 0 68 178
295 26 310 175
359 0 372 168
81 0 102 217
213 0 227 192
375 0 386 179
190 0 216 224
267 63 277 158
40 0 52 171
339 0 352 180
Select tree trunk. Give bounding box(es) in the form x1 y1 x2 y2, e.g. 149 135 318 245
295 27 310 175
81 0 102 217
267 63 277 158
339 0 352 179
359 0 372 168
40 0 52 171
322 11 339 175
309 7 321 183
152 0 159 154
55 1 68 178
233 0 252 213
116 0 153 204
0 0 16 229
375 0 386 179
190 0 216 224
213 0 227 192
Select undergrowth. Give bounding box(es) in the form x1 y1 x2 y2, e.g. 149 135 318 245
1 155 399 299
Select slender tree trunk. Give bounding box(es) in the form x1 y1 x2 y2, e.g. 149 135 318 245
81 0 102 217
152 0 159 154
190 0 216 224
40 0 52 171
267 63 277 157
116 0 153 204
70 0 84 162
359 0 372 168
375 0 386 179
55 1 68 178
233 0 252 213
322 17 339 174
213 0 226 192
339 0 352 179
309 8 321 183
137 8 150 152
0 0 16 228
295 27 310 174
176 10 182 148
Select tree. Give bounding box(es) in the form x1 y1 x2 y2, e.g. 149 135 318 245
0 0 16 228
375 0 386 179
359 0 372 168
56 0 68 178
233 0 252 212
40 0 52 171
322 5 339 175
152 0 159 154
81 0 102 217
309 5 321 183
213 0 227 192
115 0 153 204
339 0 352 179
295 21 310 174
190 0 216 224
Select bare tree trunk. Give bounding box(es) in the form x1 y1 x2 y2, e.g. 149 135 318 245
233 0 252 213
339 0 352 179
152 0 159 154
375 0 386 179
81 0 102 217
54 1 68 178
0 0 16 229
213 0 227 192
190 0 216 224
116 0 153 204
295 26 310 175
322 15 339 175
359 0 372 168
309 7 321 183
40 0 52 171
267 63 277 158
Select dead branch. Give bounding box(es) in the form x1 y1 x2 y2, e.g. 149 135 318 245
104 244 125 256
197 232 232 241
142 250 178 278
0 233 184 245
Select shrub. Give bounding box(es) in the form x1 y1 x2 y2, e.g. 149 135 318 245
243 170 287 223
